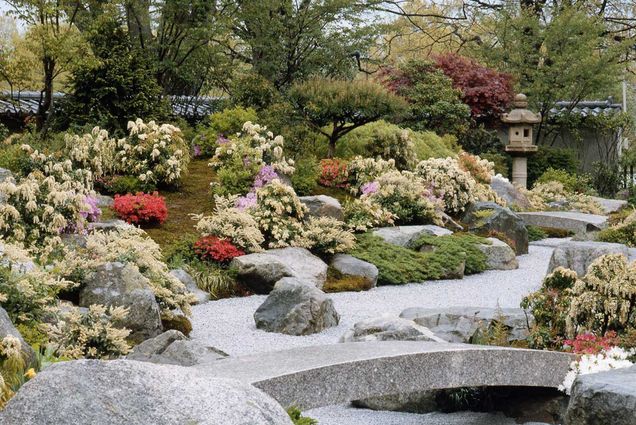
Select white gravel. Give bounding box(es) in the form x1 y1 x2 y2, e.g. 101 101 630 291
190 245 553 356
190 245 555 425
307 405 547 425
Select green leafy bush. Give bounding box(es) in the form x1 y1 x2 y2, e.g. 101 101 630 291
195 107 259 157
536 168 584 193
102 175 153 195
0 144 30 175
291 156 320 196
287 407 318 425
597 213 636 247
527 146 579 188
590 161 621 197
409 233 488 275
526 226 548 242
350 233 487 285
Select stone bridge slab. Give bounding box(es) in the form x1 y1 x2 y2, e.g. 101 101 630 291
198 341 572 410
517 211 607 234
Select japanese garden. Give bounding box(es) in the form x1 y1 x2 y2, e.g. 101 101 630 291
0 1 635 424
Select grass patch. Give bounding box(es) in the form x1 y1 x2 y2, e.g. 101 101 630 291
349 233 488 286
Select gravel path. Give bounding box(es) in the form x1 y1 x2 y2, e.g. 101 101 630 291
191 245 555 425
307 405 547 425
191 245 553 356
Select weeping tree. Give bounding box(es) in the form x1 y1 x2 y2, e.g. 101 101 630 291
289 78 407 158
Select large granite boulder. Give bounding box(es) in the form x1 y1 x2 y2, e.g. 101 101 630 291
517 211 607 235
299 195 343 220
462 202 529 254
231 247 328 294
0 307 36 367
547 241 629 277
254 277 339 335
478 237 519 270
329 254 378 288
0 359 293 425
80 262 162 343
590 196 628 214
0 168 13 184
169 269 210 305
490 175 532 210
340 316 446 343
372 225 453 247
126 330 226 366
565 365 636 425
400 307 532 343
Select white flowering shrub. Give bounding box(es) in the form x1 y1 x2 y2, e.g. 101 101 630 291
0 334 26 408
361 170 443 225
251 180 307 249
21 145 94 193
193 195 265 253
66 126 118 179
46 304 131 360
0 173 91 245
61 228 195 316
560 347 635 395
346 156 396 194
415 157 476 214
298 216 356 255
525 181 603 215
0 241 74 327
117 119 189 186
343 198 396 232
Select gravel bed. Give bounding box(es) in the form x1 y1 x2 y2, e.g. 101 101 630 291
190 245 554 356
307 405 548 425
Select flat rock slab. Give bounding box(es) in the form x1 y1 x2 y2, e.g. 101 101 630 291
299 195 343 220
400 307 532 343
517 211 607 234
566 365 636 425
198 341 572 410
547 240 629 276
590 196 628 214
373 225 453 247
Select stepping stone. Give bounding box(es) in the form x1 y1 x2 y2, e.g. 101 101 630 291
517 211 607 235
547 240 629 276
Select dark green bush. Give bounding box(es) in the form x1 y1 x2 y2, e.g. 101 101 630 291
526 226 548 242
597 221 636 247
480 152 509 178
590 161 621 197
214 155 260 196
194 106 259 157
536 167 592 193
0 144 30 175
103 175 153 195
291 156 320 196
350 233 488 285
409 233 488 275
527 146 579 188
231 72 281 111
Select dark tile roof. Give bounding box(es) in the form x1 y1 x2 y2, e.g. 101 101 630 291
0 91 224 118
548 98 623 117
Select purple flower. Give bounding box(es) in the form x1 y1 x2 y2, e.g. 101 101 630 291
235 192 257 210
80 195 102 223
193 145 202 157
216 135 230 145
361 181 379 195
253 165 279 189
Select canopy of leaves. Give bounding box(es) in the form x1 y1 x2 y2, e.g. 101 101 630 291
378 59 470 136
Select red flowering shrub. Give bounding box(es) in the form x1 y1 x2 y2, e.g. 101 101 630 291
564 331 620 355
113 192 168 225
433 53 514 124
319 158 349 188
194 236 245 263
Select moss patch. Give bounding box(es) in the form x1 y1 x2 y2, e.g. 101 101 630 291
349 233 488 286
323 267 373 293
143 159 215 250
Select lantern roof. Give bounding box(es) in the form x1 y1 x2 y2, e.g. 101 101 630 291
501 93 542 124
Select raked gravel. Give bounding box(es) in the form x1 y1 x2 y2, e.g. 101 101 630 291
190 245 554 356
191 245 556 425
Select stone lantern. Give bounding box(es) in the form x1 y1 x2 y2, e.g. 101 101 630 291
502 93 542 189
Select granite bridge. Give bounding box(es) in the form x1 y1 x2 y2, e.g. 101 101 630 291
199 341 573 409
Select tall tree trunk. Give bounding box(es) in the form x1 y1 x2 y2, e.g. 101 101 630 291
327 135 337 158
37 56 55 131
125 0 153 50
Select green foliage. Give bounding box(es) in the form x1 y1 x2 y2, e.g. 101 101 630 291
459 124 503 155
291 156 320 196
163 233 200 268
336 121 459 170
230 72 281 111
185 262 240 300
194 107 259 157
409 233 489 275
590 161 621 198
323 268 373 293
0 123 8 141
597 220 636 247
214 155 260 196
287 406 318 425
526 226 548 242
380 59 470 136
480 153 509 178
289 78 407 157
536 168 588 193
57 14 170 132
527 146 579 188
102 175 153 195
350 233 487 286
0 143 30 175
